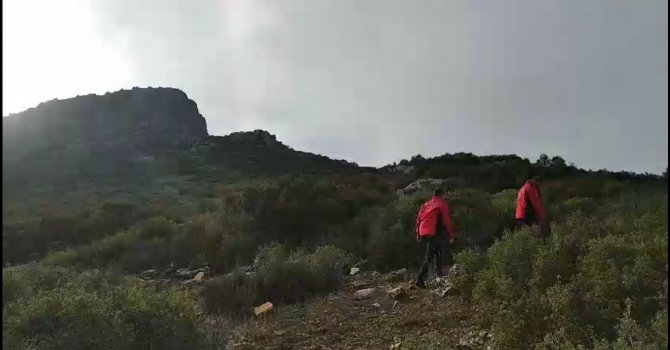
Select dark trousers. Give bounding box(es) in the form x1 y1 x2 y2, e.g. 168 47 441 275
417 233 450 283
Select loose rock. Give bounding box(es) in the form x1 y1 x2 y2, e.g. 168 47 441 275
254 302 273 316
352 280 371 289
176 268 193 278
349 267 360 276
353 288 376 300
430 275 458 297
458 328 492 349
447 264 462 281
140 269 156 278
387 286 408 301
432 285 457 298
193 271 206 282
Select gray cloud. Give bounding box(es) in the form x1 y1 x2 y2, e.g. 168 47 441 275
90 0 667 173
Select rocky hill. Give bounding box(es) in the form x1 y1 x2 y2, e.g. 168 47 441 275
3 87 208 162
2 88 369 209
3 88 209 198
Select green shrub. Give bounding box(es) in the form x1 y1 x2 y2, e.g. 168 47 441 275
538 302 668 350
200 269 259 316
76 229 141 268
451 248 488 296
255 243 352 303
2 201 146 265
42 248 78 267
2 265 225 350
137 216 178 239
366 196 425 271
43 217 179 272
449 189 512 248
454 192 668 349
200 244 352 316
2 268 30 305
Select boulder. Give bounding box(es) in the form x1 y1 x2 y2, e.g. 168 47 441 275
353 288 376 300
397 178 449 196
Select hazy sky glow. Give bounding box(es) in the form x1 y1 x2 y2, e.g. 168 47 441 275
3 0 667 173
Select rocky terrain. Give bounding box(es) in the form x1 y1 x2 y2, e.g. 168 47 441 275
145 262 492 350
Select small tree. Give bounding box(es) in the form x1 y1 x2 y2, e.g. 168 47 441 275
410 154 425 163
550 156 566 169
537 154 550 168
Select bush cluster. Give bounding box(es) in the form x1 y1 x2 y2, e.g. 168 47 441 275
2 264 225 350
200 244 352 316
453 193 668 349
6 169 667 348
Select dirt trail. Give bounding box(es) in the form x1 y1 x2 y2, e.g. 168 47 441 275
223 271 480 350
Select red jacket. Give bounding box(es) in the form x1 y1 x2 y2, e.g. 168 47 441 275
515 180 545 224
415 196 456 239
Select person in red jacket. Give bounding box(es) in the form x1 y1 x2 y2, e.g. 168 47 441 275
414 187 457 288
515 170 546 234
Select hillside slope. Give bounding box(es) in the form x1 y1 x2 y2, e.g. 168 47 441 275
2 89 667 350
2 88 370 210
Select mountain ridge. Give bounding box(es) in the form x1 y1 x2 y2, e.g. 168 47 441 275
3 87 664 210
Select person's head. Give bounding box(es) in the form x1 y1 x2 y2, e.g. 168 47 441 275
433 188 444 197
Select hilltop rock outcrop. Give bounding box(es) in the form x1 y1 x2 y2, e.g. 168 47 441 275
3 87 208 164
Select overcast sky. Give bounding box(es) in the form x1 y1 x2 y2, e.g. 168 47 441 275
3 0 667 173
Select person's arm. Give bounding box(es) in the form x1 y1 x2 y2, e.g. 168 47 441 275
515 188 527 221
415 205 425 240
439 202 457 241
